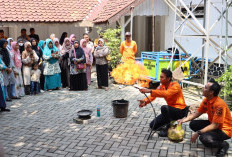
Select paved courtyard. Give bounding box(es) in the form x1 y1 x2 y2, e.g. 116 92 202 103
0 77 232 157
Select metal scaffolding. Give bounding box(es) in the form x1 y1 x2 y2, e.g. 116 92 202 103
163 0 232 87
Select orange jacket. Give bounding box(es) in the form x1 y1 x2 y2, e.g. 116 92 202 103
144 82 187 110
198 97 232 137
120 40 137 63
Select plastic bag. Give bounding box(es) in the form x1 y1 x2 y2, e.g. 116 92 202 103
105 54 111 61
168 122 185 142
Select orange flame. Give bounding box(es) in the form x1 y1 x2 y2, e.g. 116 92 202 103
111 61 150 86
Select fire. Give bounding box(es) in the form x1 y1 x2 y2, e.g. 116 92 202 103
111 61 150 86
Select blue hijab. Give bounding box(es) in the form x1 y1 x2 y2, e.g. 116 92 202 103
43 39 58 64
38 40 45 52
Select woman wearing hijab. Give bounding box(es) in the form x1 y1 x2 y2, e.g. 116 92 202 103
6 38 13 52
70 40 87 91
50 34 56 41
80 39 93 86
60 38 72 88
69 34 76 45
53 38 62 53
38 40 45 90
59 32 67 45
12 41 25 97
0 57 10 111
0 39 18 101
94 39 110 91
17 39 25 54
31 38 40 58
43 39 61 91
22 42 39 95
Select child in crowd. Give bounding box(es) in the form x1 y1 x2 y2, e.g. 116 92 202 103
30 64 41 95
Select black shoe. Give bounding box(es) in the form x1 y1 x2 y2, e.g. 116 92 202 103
6 98 12 102
11 96 21 99
216 141 229 157
158 129 168 137
1 108 11 112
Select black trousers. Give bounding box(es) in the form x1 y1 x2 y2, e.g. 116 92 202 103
150 105 188 130
96 64 109 87
190 120 230 148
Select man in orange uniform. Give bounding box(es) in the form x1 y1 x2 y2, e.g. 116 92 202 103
139 69 189 136
120 32 137 63
178 80 232 157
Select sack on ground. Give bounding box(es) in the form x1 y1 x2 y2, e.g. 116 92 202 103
168 122 185 142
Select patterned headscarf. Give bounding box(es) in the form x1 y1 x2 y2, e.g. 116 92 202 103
6 38 13 51
11 41 22 68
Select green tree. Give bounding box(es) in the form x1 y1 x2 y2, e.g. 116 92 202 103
217 65 232 97
97 27 122 69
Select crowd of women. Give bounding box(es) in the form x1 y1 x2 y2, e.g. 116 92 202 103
0 32 110 112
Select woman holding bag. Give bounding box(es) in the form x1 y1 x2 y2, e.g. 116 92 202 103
69 40 87 91
94 39 110 91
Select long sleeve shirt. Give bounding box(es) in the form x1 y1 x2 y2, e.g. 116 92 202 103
144 82 187 110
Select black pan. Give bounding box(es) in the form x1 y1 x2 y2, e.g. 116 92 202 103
77 110 92 119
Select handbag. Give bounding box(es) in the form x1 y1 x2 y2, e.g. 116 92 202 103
77 64 85 69
105 54 111 61
74 50 85 70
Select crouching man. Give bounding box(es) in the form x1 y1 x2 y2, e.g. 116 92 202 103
138 69 189 136
178 80 232 157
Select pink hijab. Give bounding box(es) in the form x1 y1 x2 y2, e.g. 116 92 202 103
61 38 73 55
80 39 92 64
12 41 22 68
69 34 76 45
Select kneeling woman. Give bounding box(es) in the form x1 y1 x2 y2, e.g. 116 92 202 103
70 40 87 91
43 39 61 91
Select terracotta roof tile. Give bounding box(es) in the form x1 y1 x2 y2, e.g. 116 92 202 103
0 0 99 22
88 0 145 23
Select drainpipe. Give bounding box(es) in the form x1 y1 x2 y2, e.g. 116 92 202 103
130 6 134 39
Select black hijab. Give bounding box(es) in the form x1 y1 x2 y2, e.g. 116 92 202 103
0 39 10 67
59 32 67 45
30 38 39 55
73 40 85 62
17 39 24 54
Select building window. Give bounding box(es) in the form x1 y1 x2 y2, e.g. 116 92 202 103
181 6 205 18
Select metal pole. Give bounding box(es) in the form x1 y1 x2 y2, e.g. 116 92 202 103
201 0 207 84
152 0 155 51
224 0 229 101
204 0 210 85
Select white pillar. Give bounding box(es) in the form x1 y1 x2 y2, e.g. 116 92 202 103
121 16 125 41
130 7 134 39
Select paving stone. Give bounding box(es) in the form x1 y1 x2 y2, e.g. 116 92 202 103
0 80 231 157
